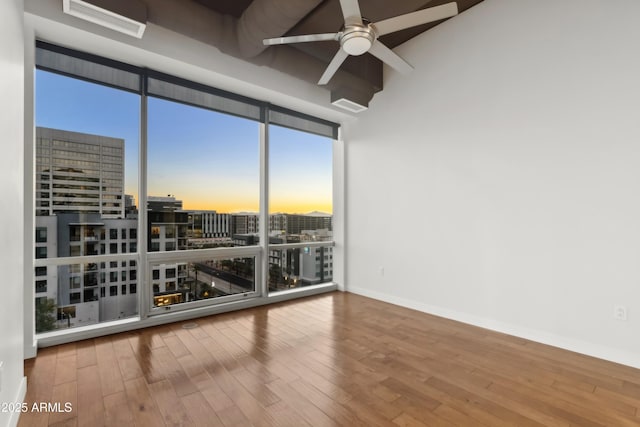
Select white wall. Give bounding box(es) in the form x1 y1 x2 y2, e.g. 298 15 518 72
0 0 26 426
346 0 640 367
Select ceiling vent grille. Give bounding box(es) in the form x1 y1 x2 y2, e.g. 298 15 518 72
331 97 368 113
331 87 370 113
63 0 147 39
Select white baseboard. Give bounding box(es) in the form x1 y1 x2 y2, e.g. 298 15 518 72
24 339 37 360
347 285 640 370
7 376 27 427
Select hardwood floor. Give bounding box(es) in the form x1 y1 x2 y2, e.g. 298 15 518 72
19 291 640 426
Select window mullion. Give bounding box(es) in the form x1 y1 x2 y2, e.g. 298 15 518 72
139 83 149 319
259 115 269 297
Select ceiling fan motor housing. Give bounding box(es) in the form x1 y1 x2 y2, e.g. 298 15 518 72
340 24 375 56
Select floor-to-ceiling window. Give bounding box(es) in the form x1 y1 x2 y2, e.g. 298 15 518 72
34 57 140 332
146 91 260 310
268 123 334 292
33 42 338 338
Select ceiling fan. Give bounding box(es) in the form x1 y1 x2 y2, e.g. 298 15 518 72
263 0 458 85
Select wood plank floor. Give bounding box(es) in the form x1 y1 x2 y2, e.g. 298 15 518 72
19 291 640 427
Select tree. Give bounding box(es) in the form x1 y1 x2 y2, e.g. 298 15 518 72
35 298 57 333
189 262 201 300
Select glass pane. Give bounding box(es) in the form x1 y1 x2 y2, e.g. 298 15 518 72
35 70 140 255
268 125 333 233
268 244 333 292
151 257 255 308
35 69 140 334
147 97 260 251
268 125 333 291
35 261 138 333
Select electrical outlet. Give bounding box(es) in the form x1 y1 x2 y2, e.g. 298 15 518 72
379 267 385 277
614 305 628 321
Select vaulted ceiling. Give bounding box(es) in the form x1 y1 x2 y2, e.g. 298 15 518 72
78 0 485 108
189 0 483 106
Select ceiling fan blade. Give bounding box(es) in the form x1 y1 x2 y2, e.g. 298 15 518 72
373 2 458 36
263 33 339 46
368 40 413 75
339 0 362 25
318 49 349 85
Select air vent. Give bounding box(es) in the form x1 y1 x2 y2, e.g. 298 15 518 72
63 0 147 39
331 97 368 113
331 87 370 113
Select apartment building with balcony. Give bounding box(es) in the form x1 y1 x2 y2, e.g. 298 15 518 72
34 211 139 329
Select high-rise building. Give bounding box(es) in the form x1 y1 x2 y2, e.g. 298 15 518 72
35 127 136 329
36 127 125 218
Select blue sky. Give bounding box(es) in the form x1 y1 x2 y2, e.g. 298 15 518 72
36 70 332 214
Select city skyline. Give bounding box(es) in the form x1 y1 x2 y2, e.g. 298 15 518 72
137 193 331 216
36 69 332 214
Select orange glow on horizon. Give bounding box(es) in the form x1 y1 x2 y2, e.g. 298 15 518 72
132 191 333 215
269 201 332 215
182 199 332 215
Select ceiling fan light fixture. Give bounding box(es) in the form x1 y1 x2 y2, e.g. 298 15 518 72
63 0 147 38
340 28 374 56
342 35 371 56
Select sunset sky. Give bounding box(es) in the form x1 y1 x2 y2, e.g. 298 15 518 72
36 70 332 214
